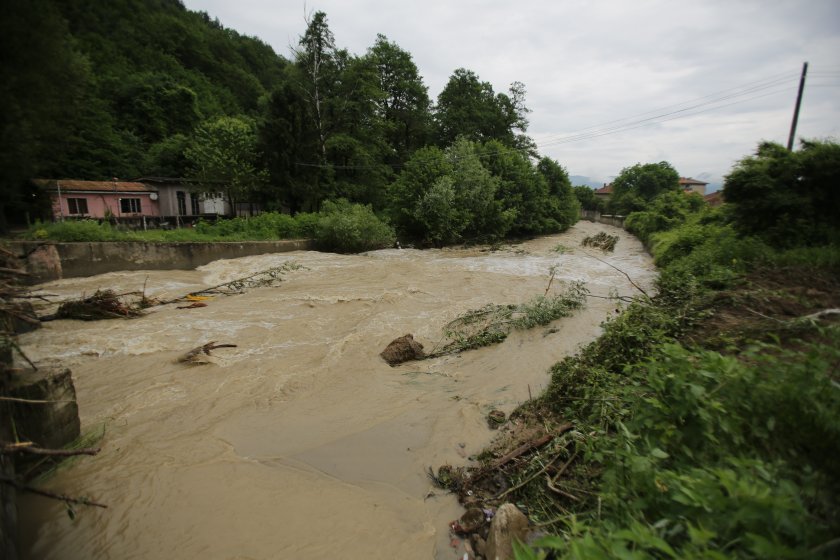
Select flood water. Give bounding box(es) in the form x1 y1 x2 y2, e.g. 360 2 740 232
17 221 656 559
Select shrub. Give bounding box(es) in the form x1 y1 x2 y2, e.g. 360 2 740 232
314 199 395 253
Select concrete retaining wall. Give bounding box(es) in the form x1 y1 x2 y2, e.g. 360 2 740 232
580 210 626 229
7 240 315 283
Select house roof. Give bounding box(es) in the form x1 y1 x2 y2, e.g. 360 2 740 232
594 184 613 195
34 179 157 194
679 177 708 186
704 191 724 206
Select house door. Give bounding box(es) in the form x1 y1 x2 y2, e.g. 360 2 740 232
176 191 187 216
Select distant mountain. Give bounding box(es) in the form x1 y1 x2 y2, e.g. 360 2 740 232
569 175 604 189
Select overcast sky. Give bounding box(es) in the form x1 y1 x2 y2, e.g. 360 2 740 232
182 0 840 190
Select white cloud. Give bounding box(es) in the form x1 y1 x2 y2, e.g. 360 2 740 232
183 0 840 185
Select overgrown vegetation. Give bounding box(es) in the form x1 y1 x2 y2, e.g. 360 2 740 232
457 139 840 560
24 200 396 253
429 282 588 356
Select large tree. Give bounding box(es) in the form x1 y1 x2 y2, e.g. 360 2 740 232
723 139 840 247
434 69 532 148
185 116 266 213
365 34 432 163
609 161 680 215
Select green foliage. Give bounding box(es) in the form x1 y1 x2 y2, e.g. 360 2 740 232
413 177 469 246
625 190 705 243
573 185 606 212
723 139 840 247
313 199 396 253
185 116 266 209
434 68 531 148
365 34 431 162
610 161 680 215
434 282 588 355
25 220 121 242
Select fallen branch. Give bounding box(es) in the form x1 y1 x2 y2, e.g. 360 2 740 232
579 249 649 298
491 423 572 470
0 475 107 509
0 396 76 405
10 339 37 371
178 341 237 364
0 267 29 276
1 442 100 457
494 442 572 501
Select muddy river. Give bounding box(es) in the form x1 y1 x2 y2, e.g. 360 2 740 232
17 221 656 559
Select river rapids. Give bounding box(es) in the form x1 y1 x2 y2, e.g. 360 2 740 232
17 221 656 559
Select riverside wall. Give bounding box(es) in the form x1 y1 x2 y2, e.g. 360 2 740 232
579 210 626 229
7 240 315 283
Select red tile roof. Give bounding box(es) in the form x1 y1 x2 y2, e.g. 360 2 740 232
594 184 613 195
704 191 724 206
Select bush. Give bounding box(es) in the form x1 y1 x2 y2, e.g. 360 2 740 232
314 199 395 253
27 219 119 242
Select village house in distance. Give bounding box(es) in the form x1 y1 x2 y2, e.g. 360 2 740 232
593 176 709 205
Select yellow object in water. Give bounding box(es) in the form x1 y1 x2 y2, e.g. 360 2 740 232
185 294 213 301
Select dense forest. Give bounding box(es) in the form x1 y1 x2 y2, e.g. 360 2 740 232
0 0 579 243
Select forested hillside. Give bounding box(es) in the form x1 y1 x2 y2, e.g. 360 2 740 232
1 0 579 243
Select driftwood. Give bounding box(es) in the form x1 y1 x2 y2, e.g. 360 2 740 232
492 422 572 469
177 341 237 364
0 475 107 509
0 442 100 457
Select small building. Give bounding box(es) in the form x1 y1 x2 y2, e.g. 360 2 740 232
704 190 724 207
36 179 161 220
134 177 230 220
593 183 613 201
679 177 708 196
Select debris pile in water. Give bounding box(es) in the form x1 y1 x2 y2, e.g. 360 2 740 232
53 290 145 321
581 231 619 252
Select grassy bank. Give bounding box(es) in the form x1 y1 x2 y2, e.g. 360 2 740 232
458 199 840 558
22 200 395 253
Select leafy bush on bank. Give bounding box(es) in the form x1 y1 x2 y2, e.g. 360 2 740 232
313 199 395 253
521 141 840 559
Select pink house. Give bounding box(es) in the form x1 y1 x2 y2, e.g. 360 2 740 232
35 179 161 220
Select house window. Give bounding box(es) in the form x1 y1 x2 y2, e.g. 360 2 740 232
190 194 200 215
120 198 142 213
176 191 187 215
67 198 88 215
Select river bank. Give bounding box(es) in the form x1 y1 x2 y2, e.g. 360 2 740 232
16 221 655 559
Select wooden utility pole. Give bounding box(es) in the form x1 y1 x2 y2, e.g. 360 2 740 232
787 62 808 151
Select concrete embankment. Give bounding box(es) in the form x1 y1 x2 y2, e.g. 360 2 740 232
6 240 315 283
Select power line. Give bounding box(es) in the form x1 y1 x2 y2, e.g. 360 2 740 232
293 67 826 170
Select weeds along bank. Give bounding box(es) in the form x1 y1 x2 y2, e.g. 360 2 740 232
456 141 840 559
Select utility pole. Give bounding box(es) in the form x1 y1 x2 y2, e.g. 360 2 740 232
787 62 808 151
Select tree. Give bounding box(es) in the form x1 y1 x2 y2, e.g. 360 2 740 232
434 69 532 148
445 138 514 240
185 116 266 213
723 139 840 247
537 157 581 231
365 34 431 163
413 177 468 246
388 146 452 238
260 78 322 212
293 11 339 163
573 185 605 212
0 0 91 228
609 161 680 215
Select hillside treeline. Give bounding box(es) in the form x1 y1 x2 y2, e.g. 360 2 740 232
1 0 579 243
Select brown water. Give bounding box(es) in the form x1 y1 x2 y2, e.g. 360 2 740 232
16 221 656 560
